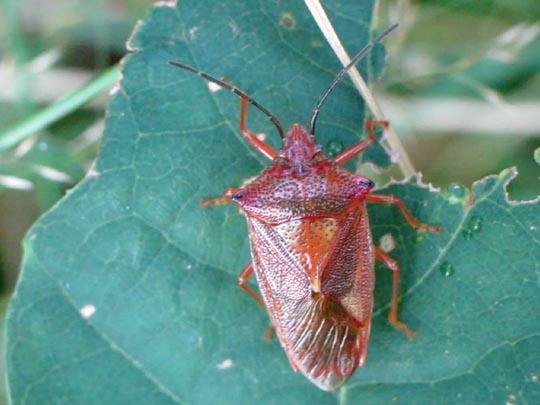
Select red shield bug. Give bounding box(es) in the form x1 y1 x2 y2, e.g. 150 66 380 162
169 24 441 391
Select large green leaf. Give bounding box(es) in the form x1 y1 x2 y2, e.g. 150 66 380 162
5 1 540 404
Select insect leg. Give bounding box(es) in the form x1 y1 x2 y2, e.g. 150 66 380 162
355 321 371 366
200 188 241 207
334 120 388 164
366 193 441 233
168 61 285 140
239 98 278 160
239 262 277 341
238 262 266 308
374 247 415 339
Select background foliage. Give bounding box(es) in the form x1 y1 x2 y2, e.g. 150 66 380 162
1 0 539 403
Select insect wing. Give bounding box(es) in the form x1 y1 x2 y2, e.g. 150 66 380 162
246 205 374 391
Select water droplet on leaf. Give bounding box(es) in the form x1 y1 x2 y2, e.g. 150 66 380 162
447 183 469 204
462 215 483 240
440 262 455 277
447 183 466 198
469 215 482 232
326 139 344 158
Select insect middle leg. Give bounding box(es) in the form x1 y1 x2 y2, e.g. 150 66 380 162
374 246 415 339
200 188 241 207
366 193 441 233
368 193 440 337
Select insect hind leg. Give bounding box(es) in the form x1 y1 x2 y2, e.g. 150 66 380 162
356 321 371 366
374 247 415 339
238 262 266 307
238 262 276 341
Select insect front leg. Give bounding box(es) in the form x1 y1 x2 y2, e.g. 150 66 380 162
334 119 388 164
239 98 278 160
374 247 415 339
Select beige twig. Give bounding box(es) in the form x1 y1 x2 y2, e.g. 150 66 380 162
304 0 415 177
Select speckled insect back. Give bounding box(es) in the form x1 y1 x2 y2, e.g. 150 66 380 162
169 24 441 391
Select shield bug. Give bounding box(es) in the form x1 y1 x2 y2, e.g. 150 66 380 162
169 24 440 391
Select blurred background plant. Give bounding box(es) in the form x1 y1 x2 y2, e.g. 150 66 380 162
0 0 538 402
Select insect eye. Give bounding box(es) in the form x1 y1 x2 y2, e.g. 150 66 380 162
359 179 375 188
232 192 244 200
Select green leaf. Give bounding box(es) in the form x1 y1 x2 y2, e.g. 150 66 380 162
6 1 540 404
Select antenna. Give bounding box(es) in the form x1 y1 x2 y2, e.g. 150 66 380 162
168 61 285 139
309 24 398 135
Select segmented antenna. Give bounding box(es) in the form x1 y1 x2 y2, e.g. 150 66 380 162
168 61 285 139
309 24 398 135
